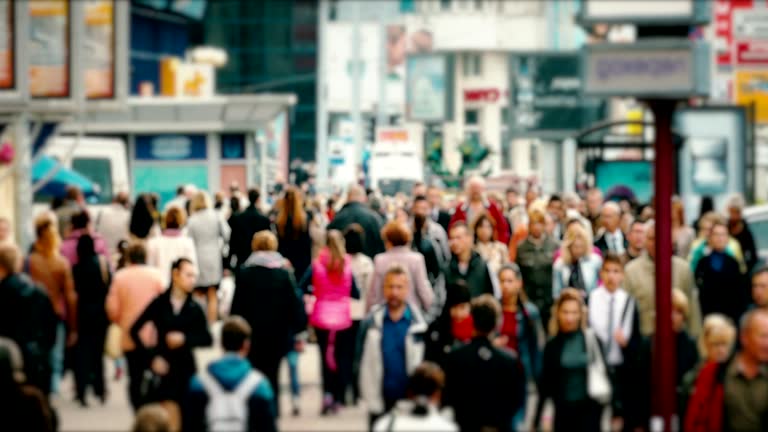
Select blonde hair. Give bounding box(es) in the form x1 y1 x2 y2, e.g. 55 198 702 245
188 191 211 214
325 229 346 274
34 212 61 255
251 230 278 252
699 314 736 357
560 222 592 265
672 288 689 318
549 288 588 336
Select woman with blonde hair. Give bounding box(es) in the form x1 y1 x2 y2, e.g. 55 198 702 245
275 186 312 280
187 191 230 323
27 212 77 396
298 229 359 415
534 288 609 432
552 222 603 299
147 207 197 288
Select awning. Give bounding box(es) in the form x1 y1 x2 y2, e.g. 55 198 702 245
32 156 99 198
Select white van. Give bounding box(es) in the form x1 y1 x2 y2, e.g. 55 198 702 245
35 136 130 206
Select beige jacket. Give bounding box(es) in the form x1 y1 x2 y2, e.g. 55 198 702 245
624 253 702 337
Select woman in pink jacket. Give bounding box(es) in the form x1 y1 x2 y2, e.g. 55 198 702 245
299 230 359 415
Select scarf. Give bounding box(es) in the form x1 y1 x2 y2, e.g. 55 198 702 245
451 315 475 343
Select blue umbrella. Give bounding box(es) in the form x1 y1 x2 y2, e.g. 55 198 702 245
32 156 99 198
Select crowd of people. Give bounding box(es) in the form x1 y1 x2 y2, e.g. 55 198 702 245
0 176 765 432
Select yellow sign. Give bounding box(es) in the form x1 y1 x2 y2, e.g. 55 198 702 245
29 0 70 98
160 57 214 98
735 70 768 124
84 0 114 99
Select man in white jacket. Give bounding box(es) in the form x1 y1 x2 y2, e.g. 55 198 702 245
357 264 427 430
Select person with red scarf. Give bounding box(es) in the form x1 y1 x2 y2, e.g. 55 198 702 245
424 283 474 368
449 176 510 245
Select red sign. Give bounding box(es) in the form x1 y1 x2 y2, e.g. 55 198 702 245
736 40 768 65
464 88 510 103
714 0 754 67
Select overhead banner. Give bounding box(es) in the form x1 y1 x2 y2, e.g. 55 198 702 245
735 70 768 123
84 0 114 99
509 53 604 136
0 0 13 90
28 0 70 98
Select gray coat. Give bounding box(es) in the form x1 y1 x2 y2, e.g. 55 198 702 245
187 209 231 287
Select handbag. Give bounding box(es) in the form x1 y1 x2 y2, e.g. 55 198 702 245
585 328 612 405
104 324 123 359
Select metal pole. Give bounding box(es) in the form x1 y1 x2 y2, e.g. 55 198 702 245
351 0 363 184
13 112 31 250
649 99 677 432
315 0 330 193
377 17 388 128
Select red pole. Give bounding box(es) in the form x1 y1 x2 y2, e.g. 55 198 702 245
648 99 677 431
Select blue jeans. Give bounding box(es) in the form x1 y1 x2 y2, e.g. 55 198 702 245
50 322 66 395
286 350 300 397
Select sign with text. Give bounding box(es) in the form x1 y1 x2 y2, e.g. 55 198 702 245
583 41 710 98
28 0 70 98
579 0 709 25
509 53 604 136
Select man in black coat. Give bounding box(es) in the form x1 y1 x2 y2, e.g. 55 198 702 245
443 294 526 432
444 222 499 299
231 231 307 415
327 185 384 259
228 188 271 269
428 185 452 234
0 243 59 394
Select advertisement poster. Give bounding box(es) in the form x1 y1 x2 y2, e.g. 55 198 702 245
0 0 12 90
406 54 451 122
84 0 114 99
735 70 768 123
29 0 69 98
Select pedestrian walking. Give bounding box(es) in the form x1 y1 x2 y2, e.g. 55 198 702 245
411 195 450 285
228 188 271 269
534 288 610 432
726 193 759 273
472 213 510 276
130 194 161 241
231 231 306 416
147 207 197 288
60 209 110 267
0 340 55 432
357 264 428 430
424 283 473 368
327 185 385 258
27 212 77 397
275 186 313 281
516 209 559 327
685 309 768 432
752 267 768 311
187 191 231 323
372 362 458 432
72 234 111 406
344 224 374 319
449 176 510 244
106 241 165 411
594 202 628 256
672 198 696 259
299 230 358 415
689 212 746 275
95 192 132 257
553 222 603 299
130 258 212 406
444 221 500 299
442 294 527 432
55 186 85 238
184 316 276 432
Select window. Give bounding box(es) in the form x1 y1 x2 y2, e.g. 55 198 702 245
440 0 452 11
462 53 482 77
73 158 113 204
221 134 246 159
465 109 479 126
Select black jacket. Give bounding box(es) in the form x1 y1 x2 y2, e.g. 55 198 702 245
0 273 57 393
695 252 749 325
228 206 271 268
130 290 213 401
434 210 452 234
444 251 496 299
73 256 110 332
594 232 629 257
732 222 759 273
327 202 385 259
443 337 526 432
231 263 307 365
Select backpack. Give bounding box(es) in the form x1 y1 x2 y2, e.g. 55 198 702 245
198 368 264 432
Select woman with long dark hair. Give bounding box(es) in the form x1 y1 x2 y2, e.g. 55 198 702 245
472 213 510 275
275 186 312 280
129 194 160 241
72 234 111 406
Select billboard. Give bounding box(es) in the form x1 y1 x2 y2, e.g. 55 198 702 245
0 0 12 90
406 54 453 123
28 0 70 98
84 0 114 99
735 70 768 123
509 53 604 137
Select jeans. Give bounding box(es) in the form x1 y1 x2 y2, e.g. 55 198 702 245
50 322 66 395
285 350 300 398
